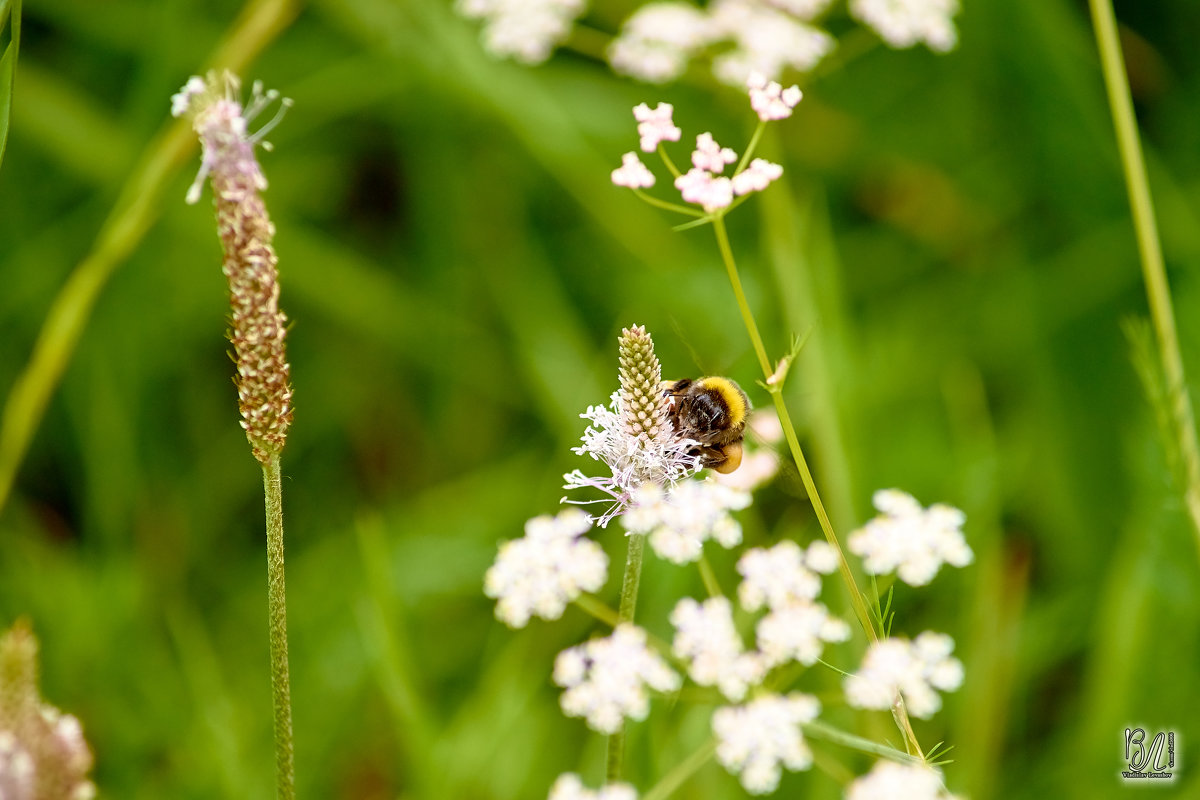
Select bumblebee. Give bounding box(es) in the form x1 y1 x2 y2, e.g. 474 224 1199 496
664 377 750 474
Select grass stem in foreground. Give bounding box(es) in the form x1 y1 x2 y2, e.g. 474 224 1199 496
263 455 295 799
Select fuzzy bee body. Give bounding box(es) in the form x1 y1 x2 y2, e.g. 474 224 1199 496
663 377 750 474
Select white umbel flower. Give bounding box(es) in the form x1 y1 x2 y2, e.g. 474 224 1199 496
712 693 820 794
848 489 972 586
612 152 656 189
484 508 607 628
737 540 836 612
670 597 766 701
623 480 750 564
609 3 716 83
849 0 959 52
710 0 834 85
756 600 850 668
845 760 957 800
548 773 638 800
457 0 586 63
844 632 964 718
554 624 682 734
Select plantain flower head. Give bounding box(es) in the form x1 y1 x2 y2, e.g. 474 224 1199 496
172 72 294 463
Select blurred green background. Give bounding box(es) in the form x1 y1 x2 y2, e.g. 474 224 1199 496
1 0 1199 797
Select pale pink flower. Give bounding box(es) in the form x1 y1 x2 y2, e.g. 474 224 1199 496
731 158 783 195
691 132 738 173
747 71 803 121
633 102 682 152
675 168 734 212
611 152 656 189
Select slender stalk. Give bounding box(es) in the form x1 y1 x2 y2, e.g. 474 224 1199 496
710 216 874 641
710 215 926 758
605 532 646 782
0 0 298 514
263 454 295 799
1088 0 1200 555
801 720 922 765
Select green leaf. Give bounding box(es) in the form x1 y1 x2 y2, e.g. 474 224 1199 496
0 0 21 171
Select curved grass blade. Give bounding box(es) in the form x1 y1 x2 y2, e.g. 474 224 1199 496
0 0 22 171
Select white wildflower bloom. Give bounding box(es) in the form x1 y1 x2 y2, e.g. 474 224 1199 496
845 760 956 800
554 624 681 734
623 480 750 564
691 133 738 173
484 508 607 628
766 0 835 20
844 632 963 718
711 0 833 86
737 541 824 611
675 168 734 212
804 540 840 574
170 76 207 118
713 693 820 794
612 152 656 189
457 0 586 64
670 597 766 701
548 773 638 800
746 71 804 121
850 0 959 52
564 326 701 525
609 3 716 83
633 102 683 152
848 489 972 586
756 599 850 667
731 157 783 195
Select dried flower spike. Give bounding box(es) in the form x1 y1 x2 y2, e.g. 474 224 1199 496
0 621 96 800
172 71 294 463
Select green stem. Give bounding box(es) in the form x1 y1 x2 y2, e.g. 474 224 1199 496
697 554 722 598
0 0 298 515
801 720 922 765
1088 0 1200 556
263 454 295 799
733 121 766 175
710 215 926 758
633 188 704 217
709 216 874 641
606 532 646 782
573 593 622 627
641 738 717 800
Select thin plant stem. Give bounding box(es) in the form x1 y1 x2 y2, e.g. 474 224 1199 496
709 216 874 641
709 214 926 758
801 720 922 765
641 738 718 800
633 188 704 217
573 593 622 628
263 454 295 799
697 554 722 598
605 532 646 782
1088 0 1200 556
0 0 298 515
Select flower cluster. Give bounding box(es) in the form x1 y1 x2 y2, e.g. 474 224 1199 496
0 622 95 800
554 625 681 734
712 693 820 794
670 597 765 701
623 480 750 563
611 79 793 216
563 326 700 525
846 760 958 800
848 489 973 586
548 773 638 800
850 0 960 52
457 0 586 64
172 71 294 463
844 631 964 718
608 0 834 86
484 508 608 628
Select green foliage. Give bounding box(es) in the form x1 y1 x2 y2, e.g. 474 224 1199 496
2 1 1200 798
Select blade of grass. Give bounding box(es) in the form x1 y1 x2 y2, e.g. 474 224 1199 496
0 0 21 171
1088 0 1200 558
